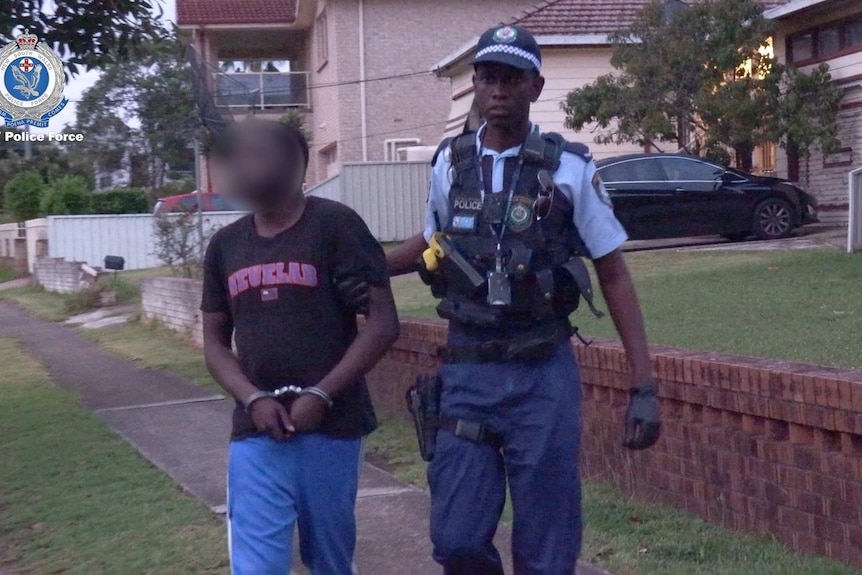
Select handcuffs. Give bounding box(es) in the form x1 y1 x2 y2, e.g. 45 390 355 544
243 385 334 413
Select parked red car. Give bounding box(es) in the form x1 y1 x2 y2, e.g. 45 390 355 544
153 192 238 215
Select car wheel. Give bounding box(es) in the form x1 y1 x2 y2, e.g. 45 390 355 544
753 197 794 240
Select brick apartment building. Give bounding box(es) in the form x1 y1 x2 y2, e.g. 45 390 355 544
176 0 533 188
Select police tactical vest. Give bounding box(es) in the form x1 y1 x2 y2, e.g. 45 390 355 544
433 130 601 330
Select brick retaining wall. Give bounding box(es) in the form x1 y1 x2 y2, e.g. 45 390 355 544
139 276 862 567
366 319 862 568
32 257 88 294
140 276 204 345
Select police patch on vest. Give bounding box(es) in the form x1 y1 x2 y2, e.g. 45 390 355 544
506 198 533 232
453 197 483 211
451 214 477 232
592 172 612 207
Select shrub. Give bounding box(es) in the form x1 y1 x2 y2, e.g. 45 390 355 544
41 175 91 215
91 188 149 214
64 285 103 314
152 211 205 278
3 171 45 220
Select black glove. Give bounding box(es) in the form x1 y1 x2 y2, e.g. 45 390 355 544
417 256 435 286
623 385 661 450
334 275 370 315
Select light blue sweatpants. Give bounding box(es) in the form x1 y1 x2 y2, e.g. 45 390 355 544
227 433 362 575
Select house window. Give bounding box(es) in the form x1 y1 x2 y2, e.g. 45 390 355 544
788 15 862 64
319 143 338 180
316 10 328 67
818 27 840 55
789 33 814 61
847 20 862 48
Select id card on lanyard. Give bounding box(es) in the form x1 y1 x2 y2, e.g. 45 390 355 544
476 149 524 307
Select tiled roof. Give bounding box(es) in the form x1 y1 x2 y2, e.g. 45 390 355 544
511 0 651 36
511 0 790 36
176 0 298 26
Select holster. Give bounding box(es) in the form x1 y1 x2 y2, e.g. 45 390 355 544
406 373 442 462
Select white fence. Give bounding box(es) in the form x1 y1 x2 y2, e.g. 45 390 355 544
849 166 862 253
306 161 431 242
46 212 246 270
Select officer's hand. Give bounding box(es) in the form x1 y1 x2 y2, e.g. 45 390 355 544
249 397 295 441
417 256 436 286
623 385 661 450
290 394 327 433
335 275 370 315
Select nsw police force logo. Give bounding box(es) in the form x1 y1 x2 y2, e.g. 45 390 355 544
0 29 68 128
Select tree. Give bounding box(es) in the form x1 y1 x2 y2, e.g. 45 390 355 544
91 188 149 214
74 37 196 192
41 175 91 215
563 0 842 170
770 63 843 162
0 137 91 208
279 109 311 141
0 0 166 75
4 171 45 220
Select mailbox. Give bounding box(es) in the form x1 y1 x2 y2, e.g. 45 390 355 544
104 255 125 271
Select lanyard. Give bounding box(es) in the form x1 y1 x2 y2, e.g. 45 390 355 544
475 142 524 246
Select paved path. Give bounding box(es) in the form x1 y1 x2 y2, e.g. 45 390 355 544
0 278 29 291
0 300 610 575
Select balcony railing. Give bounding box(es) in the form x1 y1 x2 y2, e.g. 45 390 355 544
214 71 310 109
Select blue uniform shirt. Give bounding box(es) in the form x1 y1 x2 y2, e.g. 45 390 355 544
424 124 628 259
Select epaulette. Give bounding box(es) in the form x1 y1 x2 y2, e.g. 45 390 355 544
563 141 592 162
431 137 453 167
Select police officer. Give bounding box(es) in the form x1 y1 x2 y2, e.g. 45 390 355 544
387 25 660 575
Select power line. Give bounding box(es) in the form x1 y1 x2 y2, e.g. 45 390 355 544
307 119 448 150
60 68 432 103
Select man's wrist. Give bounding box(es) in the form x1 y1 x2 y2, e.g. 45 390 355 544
300 386 334 408
243 390 272 412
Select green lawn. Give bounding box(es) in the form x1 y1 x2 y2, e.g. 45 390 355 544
0 264 20 284
1 247 859 574
9 250 862 370
393 249 862 369
0 267 172 322
0 337 229 574
366 417 854 575
0 285 72 321
78 321 222 394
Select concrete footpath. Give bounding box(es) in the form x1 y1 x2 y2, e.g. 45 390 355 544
0 300 610 575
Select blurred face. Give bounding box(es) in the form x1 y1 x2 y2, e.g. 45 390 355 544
473 63 544 131
221 125 304 209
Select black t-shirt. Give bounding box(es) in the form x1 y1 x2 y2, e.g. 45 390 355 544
200 196 388 440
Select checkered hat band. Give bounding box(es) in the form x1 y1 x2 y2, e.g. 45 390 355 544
476 45 541 72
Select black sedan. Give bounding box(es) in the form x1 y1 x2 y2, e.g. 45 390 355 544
595 154 819 241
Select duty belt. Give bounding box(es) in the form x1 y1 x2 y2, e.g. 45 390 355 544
439 321 573 363
438 414 503 449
